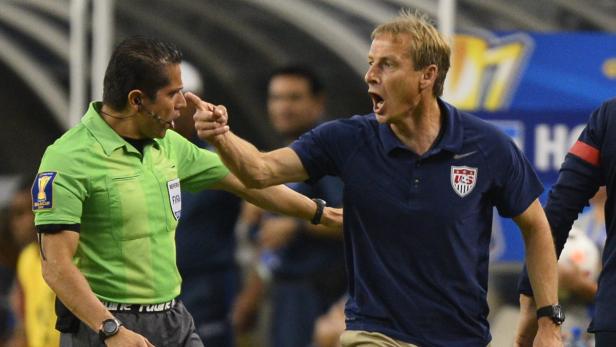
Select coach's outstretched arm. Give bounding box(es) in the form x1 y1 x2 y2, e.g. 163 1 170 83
187 92 306 188
513 199 561 347
212 173 342 229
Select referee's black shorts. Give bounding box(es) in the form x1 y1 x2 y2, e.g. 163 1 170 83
59 301 203 347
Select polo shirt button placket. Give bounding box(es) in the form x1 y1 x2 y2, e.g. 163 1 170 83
412 160 421 188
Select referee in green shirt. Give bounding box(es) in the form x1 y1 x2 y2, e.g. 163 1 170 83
31 37 342 347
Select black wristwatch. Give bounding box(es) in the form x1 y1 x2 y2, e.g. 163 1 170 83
98 318 122 343
536 304 565 325
311 198 326 225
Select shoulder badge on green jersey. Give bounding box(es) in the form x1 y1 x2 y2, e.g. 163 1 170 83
32 172 57 210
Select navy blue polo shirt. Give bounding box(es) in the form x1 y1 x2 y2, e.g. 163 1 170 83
290 99 543 347
519 98 616 333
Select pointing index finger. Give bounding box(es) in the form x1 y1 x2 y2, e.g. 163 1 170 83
184 92 213 111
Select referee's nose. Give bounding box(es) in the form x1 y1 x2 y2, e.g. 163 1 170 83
176 91 187 110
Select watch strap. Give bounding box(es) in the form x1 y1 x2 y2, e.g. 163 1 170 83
536 304 565 325
310 198 326 225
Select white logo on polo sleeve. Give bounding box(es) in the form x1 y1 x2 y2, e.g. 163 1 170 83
451 166 478 197
167 178 181 220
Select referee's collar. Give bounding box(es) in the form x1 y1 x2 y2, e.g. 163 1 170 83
82 102 158 156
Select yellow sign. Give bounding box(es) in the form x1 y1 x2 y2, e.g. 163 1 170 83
444 33 533 111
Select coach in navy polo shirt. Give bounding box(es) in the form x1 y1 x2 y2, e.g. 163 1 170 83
190 11 562 347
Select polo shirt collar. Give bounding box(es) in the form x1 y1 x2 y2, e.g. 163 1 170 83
378 98 464 156
82 102 157 156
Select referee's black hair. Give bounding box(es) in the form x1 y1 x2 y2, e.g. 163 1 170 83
103 36 183 111
268 65 324 96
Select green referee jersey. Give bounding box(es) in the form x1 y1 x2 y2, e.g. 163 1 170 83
33 102 229 303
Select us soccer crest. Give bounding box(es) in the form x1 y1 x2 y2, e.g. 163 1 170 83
451 166 477 197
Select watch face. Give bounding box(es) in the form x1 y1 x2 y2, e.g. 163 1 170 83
553 305 565 324
102 319 119 334
557 308 565 321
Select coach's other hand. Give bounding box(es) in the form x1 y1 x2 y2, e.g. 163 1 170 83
514 294 563 347
514 294 537 347
185 92 229 142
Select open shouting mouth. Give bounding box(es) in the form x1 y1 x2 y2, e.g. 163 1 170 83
369 91 384 114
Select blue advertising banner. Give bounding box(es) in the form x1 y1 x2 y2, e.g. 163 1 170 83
445 32 616 113
443 32 616 261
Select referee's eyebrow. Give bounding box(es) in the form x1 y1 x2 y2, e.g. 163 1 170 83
170 87 184 96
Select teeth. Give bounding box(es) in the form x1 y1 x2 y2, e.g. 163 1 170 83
374 100 384 111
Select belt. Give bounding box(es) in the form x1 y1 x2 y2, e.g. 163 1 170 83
101 298 177 313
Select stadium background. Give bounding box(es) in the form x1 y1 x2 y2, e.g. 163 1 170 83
1 0 615 345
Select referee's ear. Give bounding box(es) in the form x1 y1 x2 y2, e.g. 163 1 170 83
128 90 145 111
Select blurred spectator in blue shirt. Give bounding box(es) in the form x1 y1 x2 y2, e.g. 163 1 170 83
232 66 346 347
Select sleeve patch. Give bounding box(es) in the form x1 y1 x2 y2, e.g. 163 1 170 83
32 172 57 210
569 141 600 166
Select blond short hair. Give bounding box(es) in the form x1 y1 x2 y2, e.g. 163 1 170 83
372 10 451 97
